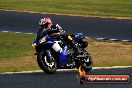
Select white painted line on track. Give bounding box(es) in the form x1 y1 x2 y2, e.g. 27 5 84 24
2 31 9 32
14 32 21 33
85 36 90 39
122 40 130 42
1 30 132 42
0 66 132 75
110 39 119 41
0 70 43 75
25 33 34 34
1 30 35 35
0 69 77 75
96 38 106 40
93 66 132 69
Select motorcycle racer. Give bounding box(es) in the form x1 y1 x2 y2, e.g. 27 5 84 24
32 18 92 74
32 18 82 56
32 18 65 48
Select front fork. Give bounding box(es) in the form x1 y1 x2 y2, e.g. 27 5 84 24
44 50 53 63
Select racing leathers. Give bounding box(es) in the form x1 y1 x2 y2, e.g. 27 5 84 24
32 24 80 56
32 24 64 47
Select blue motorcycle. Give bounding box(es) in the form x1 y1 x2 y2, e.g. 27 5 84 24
35 32 92 74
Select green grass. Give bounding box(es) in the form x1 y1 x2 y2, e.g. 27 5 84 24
85 39 132 67
0 0 132 18
0 32 40 72
0 32 132 72
0 32 34 59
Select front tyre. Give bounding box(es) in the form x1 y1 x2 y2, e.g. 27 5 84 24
37 51 57 74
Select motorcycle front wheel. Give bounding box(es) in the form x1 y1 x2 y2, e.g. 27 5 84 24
37 51 57 74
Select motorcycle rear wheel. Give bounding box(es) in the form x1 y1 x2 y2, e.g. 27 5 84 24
75 49 92 72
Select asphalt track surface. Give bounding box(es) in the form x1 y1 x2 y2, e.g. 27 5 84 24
0 67 132 88
0 10 132 41
0 10 132 88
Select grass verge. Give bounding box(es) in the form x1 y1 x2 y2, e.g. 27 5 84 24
0 32 132 72
0 0 132 18
0 32 39 72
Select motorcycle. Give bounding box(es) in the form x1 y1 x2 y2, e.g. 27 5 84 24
34 32 92 74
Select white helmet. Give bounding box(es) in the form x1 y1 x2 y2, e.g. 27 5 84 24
39 18 52 26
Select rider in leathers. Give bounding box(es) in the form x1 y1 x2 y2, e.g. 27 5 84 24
32 18 80 55
32 18 64 47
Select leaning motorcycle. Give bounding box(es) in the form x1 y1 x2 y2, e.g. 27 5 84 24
34 32 92 74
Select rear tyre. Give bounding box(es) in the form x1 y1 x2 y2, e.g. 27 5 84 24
75 49 92 72
37 51 57 74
